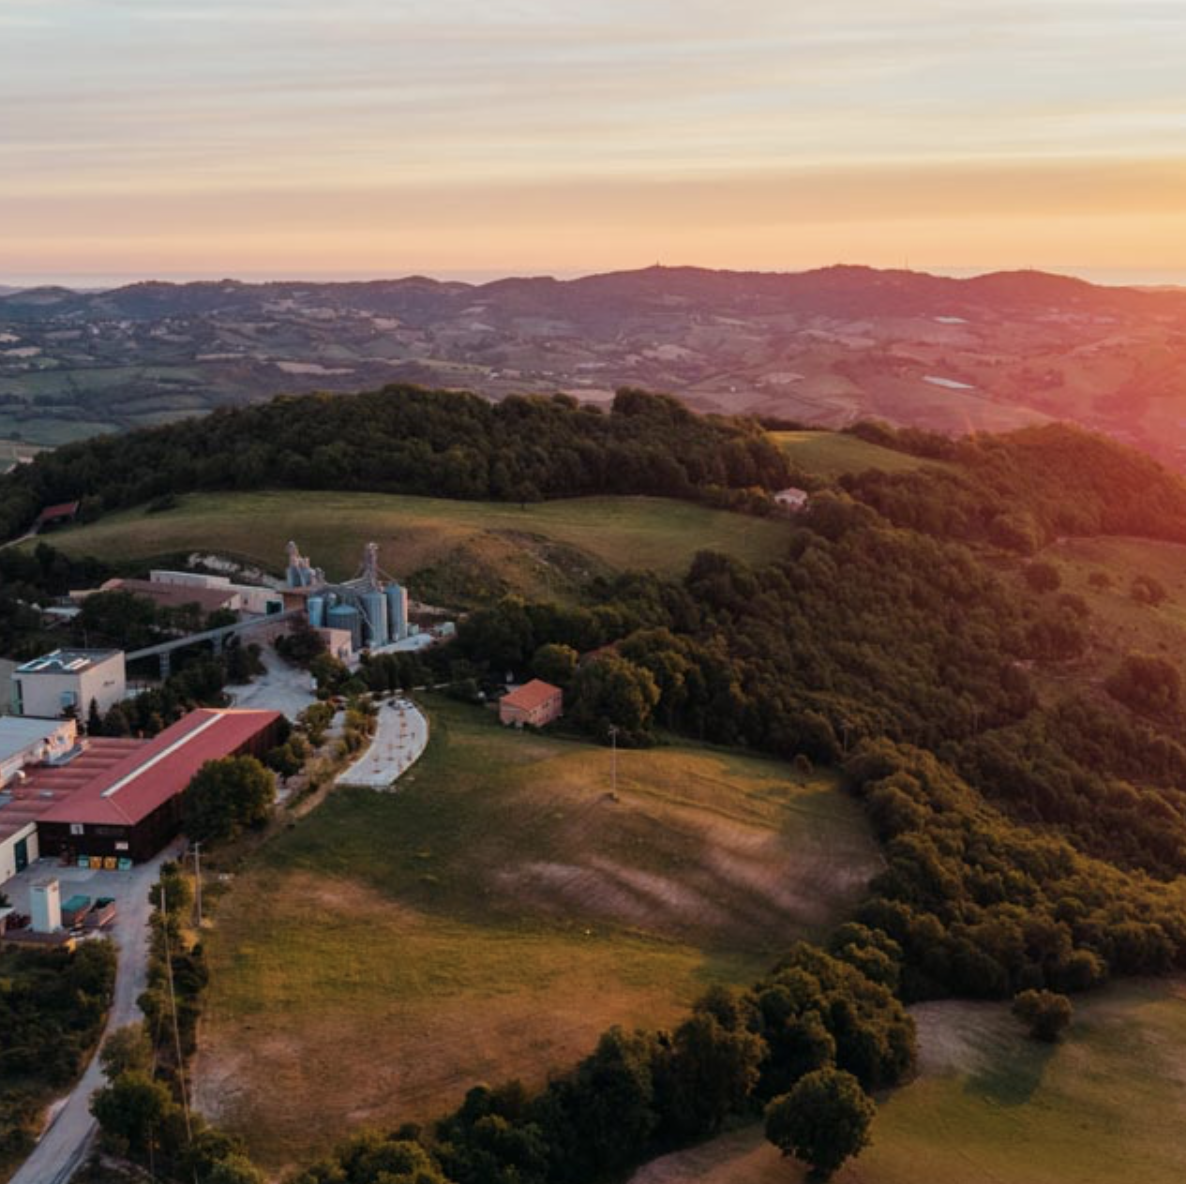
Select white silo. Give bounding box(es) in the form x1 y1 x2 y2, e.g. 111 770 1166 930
361 590 389 647
386 583 409 641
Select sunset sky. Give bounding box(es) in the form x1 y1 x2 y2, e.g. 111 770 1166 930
3 0 1186 284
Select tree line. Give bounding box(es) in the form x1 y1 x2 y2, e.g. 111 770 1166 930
0 386 792 542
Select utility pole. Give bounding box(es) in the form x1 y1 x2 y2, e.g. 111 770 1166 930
192 842 202 929
608 725 618 796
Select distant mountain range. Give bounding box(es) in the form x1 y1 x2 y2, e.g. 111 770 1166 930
4 264 1186 466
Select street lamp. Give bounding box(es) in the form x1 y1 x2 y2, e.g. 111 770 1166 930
608 725 618 797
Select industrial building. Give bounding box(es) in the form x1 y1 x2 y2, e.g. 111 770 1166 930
0 719 79 881
0 708 281 884
499 680 564 729
10 649 127 720
287 540 413 653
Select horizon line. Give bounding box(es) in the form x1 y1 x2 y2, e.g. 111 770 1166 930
5 262 1186 293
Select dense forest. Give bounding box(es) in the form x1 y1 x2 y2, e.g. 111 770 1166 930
0 386 791 541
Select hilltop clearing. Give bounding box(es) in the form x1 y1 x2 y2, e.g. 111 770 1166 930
33 490 793 606
193 697 878 1172
628 980 1186 1184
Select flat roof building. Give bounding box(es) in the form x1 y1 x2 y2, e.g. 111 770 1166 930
11 648 126 721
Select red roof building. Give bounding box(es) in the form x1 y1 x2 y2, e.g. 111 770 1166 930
27 708 282 864
499 679 564 729
35 501 81 528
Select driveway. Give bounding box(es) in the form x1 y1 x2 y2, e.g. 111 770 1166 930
339 699 429 789
226 646 317 720
7 844 183 1184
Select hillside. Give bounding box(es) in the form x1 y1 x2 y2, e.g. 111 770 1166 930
5 266 1186 469
35 490 793 606
628 981 1186 1184
194 697 879 1171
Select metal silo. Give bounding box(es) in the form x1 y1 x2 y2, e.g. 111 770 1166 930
326 603 362 652
386 583 409 641
307 595 326 629
361 590 389 648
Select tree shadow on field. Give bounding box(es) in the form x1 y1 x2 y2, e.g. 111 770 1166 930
963 1032 1056 1107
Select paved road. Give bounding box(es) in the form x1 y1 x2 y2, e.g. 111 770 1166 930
8 846 181 1184
339 699 429 788
226 646 318 720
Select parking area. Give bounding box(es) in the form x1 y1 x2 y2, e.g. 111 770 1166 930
339 698 429 789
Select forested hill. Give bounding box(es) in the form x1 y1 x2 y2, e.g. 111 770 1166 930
836 421 1186 552
0 386 789 541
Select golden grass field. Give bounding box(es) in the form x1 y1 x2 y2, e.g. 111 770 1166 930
193 697 878 1173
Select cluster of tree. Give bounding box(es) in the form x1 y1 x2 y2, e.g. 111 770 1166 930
0 943 116 1172
1012 990 1073 1042
840 422 1186 554
181 755 277 845
74 588 235 651
0 387 792 541
0 541 112 655
91 866 264 1184
295 945 913 1184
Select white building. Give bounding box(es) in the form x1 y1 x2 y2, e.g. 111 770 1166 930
29 879 61 933
774 487 810 514
11 649 127 720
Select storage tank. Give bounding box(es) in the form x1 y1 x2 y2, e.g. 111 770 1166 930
361 591 389 648
307 595 326 629
386 583 409 641
326 604 362 651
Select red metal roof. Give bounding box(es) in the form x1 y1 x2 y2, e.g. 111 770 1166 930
501 679 562 713
34 709 280 827
36 500 80 523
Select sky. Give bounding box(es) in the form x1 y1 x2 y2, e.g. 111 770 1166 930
3 0 1186 285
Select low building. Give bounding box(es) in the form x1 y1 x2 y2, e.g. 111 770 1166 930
499 679 564 729
148 570 285 616
774 487 810 514
0 717 77 788
30 707 283 866
10 649 126 720
35 500 80 531
89 577 242 616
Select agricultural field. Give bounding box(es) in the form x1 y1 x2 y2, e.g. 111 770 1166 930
193 697 878 1173
770 430 945 480
39 490 794 604
630 979 1186 1184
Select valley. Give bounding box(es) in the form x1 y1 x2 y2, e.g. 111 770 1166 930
6 267 1186 471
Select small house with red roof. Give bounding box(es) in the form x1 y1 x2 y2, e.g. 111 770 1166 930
499 679 563 729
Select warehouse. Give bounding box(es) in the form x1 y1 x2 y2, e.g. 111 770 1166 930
499 680 564 729
8 707 282 872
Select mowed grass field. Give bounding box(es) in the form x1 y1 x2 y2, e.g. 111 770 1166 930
1043 534 1186 684
769 430 944 480
194 697 878 1173
40 490 794 601
630 980 1186 1184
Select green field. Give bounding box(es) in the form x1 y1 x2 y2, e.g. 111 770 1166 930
194 697 877 1172
630 980 1186 1184
1042 534 1186 685
40 489 794 604
770 430 944 480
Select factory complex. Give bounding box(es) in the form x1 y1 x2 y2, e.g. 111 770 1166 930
0 709 282 887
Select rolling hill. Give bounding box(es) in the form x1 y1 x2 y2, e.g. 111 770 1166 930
6 266 1186 469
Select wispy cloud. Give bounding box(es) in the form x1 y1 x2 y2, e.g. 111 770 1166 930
3 1 1186 275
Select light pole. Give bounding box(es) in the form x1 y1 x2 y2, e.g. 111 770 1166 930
608 725 618 796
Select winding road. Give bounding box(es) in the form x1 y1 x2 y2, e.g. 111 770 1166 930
9 846 180 1184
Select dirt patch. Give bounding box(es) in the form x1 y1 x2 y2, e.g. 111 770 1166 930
629 1127 791 1184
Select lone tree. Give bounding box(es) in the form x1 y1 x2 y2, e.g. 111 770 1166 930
764 1067 875 1180
182 755 275 845
1012 989 1073 1042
